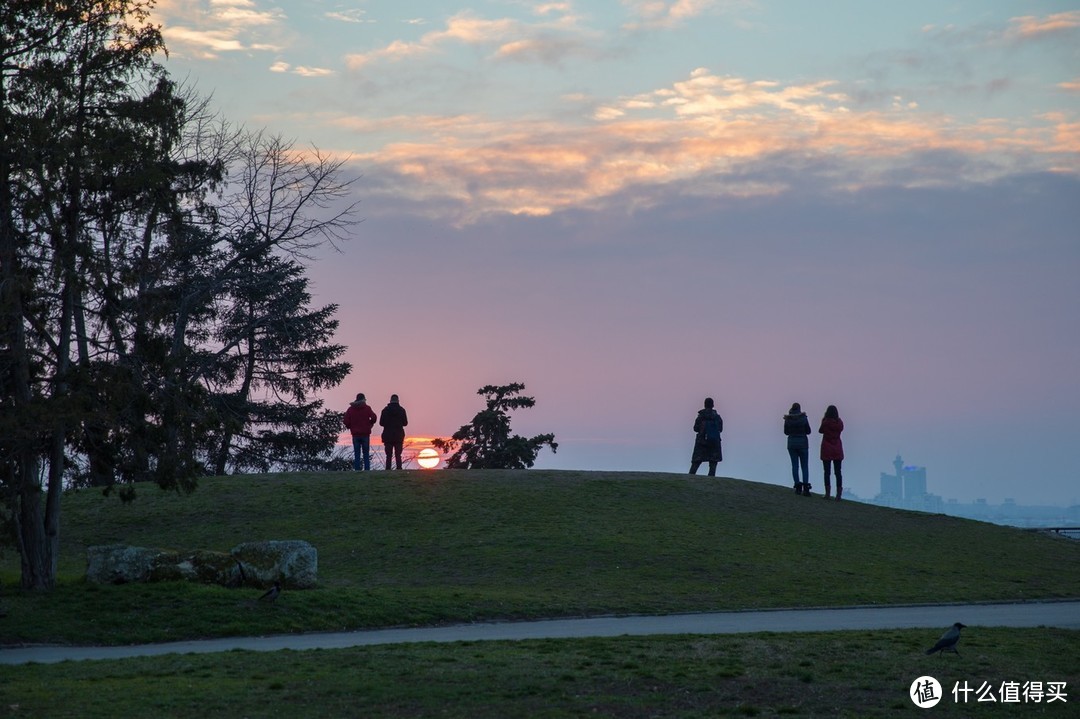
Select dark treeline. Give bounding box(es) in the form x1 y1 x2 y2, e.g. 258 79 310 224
0 1 356 589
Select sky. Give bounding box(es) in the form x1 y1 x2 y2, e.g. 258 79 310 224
149 0 1080 505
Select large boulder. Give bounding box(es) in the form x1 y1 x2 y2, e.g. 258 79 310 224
231 540 318 589
86 545 240 586
86 540 318 589
86 545 159 584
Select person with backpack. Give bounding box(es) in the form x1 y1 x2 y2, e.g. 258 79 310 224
690 397 723 476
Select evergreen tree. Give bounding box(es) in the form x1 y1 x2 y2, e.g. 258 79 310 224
206 242 351 475
434 383 557 469
0 2 358 589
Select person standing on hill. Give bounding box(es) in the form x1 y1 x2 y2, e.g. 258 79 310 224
343 393 378 471
689 397 723 477
379 394 409 470
784 402 812 495
819 404 845 500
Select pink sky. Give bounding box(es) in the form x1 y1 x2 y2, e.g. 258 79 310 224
149 1 1080 503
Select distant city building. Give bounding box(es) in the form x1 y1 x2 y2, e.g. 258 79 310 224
876 454 939 512
863 454 1077 531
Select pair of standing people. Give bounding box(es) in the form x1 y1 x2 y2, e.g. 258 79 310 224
343 393 409 471
784 403 844 499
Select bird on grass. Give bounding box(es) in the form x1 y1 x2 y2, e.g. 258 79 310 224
925 622 966 655
258 581 281 603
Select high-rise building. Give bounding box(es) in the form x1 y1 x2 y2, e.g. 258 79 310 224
878 454 928 505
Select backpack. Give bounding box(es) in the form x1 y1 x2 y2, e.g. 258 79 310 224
700 412 721 444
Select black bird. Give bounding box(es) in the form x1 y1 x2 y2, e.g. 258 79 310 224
925 622 966 655
258 581 281 603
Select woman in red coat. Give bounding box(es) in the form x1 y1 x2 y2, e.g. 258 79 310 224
818 405 844 500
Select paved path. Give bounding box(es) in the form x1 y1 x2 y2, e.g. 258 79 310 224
2 600 1078 666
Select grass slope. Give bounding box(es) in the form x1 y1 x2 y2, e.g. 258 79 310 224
3 628 1078 718
2 470 1079 646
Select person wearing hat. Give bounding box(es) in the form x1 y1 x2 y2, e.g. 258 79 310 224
379 394 409 470
343 393 378 471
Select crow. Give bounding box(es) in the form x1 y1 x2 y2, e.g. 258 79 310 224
925 622 966 655
258 581 281 603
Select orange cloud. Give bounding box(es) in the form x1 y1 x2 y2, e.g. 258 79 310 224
316 67 1077 222
298 66 1080 224
152 0 285 59
622 0 729 29
345 8 593 70
1006 11 1080 40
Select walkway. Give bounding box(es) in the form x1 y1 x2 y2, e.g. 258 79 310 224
2 600 1078 665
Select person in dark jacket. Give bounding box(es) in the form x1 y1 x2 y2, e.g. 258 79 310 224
343 393 378 471
784 402 812 495
689 397 723 476
818 404 844 500
379 394 409 470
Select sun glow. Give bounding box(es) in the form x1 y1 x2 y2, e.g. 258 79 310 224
417 447 440 469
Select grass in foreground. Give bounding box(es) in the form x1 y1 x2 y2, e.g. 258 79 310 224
2 470 1079 645
1 628 1077 718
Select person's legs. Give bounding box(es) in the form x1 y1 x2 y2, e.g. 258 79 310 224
351 436 363 471
799 448 810 494
392 442 403 470
788 448 801 490
822 460 832 497
689 461 701 475
707 461 717 477
835 459 843 500
360 436 371 471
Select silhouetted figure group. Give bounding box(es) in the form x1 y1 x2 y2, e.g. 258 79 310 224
343 392 409 471
689 398 845 499
786 402 844 498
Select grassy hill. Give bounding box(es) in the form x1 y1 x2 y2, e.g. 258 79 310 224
2 470 1079 646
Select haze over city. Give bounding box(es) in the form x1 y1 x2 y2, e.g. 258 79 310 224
150 1 1080 505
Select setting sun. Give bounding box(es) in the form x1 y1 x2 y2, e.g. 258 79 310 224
417 447 440 469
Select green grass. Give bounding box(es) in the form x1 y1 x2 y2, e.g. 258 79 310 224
2 628 1077 718
2 470 1079 646
2 470 1078 718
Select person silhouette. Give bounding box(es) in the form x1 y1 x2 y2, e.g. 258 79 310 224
379 394 409 470
343 393 377 471
689 397 723 477
784 402 812 495
819 405 844 499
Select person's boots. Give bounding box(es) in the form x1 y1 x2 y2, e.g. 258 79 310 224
824 481 832 499
836 482 843 501
802 483 812 496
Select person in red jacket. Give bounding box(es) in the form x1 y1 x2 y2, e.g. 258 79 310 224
818 404 845 500
343 393 378 471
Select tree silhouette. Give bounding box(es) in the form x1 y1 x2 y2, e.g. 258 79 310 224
433 383 557 469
